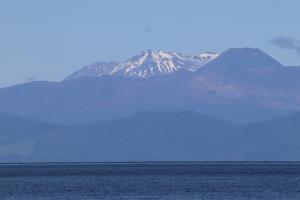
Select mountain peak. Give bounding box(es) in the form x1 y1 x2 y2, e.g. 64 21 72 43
116 50 218 78
126 49 181 66
204 47 283 70
113 50 190 78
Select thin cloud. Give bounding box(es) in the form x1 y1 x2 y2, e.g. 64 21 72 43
270 36 300 55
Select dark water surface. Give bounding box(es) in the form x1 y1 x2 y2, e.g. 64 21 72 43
0 162 300 200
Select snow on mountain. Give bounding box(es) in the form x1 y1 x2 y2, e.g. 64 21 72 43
112 50 216 78
193 52 219 61
64 50 218 80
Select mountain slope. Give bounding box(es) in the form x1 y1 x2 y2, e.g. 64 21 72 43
187 48 300 115
201 48 282 70
64 61 119 81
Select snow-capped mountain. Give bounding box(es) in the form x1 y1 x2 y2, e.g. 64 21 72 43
112 50 218 78
64 50 218 80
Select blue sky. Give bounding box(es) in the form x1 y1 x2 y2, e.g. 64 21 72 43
1 0 300 87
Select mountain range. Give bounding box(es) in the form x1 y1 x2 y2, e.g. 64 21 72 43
1 48 299 125
1 110 300 162
64 50 218 80
0 47 300 162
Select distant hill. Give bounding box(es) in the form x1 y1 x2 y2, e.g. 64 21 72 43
0 113 63 162
81 111 236 161
218 112 300 161
0 112 59 133
1 111 300 162
0 111 235 162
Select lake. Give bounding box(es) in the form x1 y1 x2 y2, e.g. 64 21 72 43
0 162 300 199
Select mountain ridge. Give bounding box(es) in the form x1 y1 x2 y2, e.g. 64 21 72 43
1 110 300 162
64 50 219 80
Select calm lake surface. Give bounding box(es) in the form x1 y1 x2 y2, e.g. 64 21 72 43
0 162 300 200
